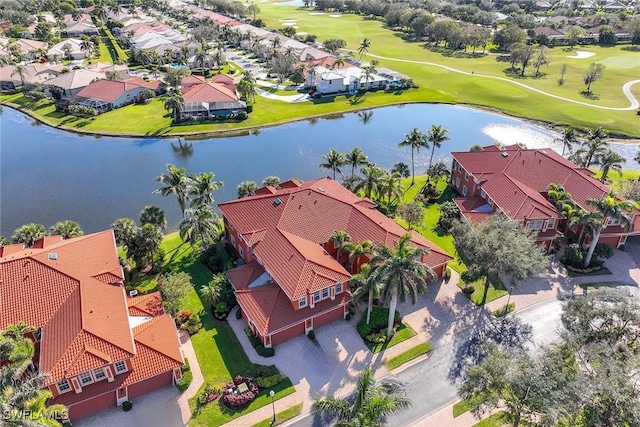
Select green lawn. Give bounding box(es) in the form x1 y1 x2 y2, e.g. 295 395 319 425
453 398 474 418
367 322 417 353
472 411 511 427
579 281 629 291
125 233 296 426
251 403 303 427
384 342 432 370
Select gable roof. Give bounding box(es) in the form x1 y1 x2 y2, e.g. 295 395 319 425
182 78 238 103
76 77 157 102
220 178 452 302
44 69 105 90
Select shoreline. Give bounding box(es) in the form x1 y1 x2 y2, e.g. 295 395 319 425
2 99 640 144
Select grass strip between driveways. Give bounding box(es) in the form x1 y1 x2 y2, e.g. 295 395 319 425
472 411 511 427
251 403 303 427
453 398 474 418
367 322 417 353
384 342 432 370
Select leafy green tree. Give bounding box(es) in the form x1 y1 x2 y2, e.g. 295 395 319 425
345 147 368 179
179 205 222 247
127 223 163 270
312 366 411 425
322 38 347 53
139 205 167 230
356 164 386 200
427 161 449 183
369 234 435 337
391 162 410 179
111 217 138 246
566 26 586 49
154 163 192 215
320 148 347 180
199 278 223 311
451 213 549 305
189 172 223 208
532 46 550 76
237 180 258 198
398 128 427 185
157 271 192 316
247 4 260 20
397 202 425 230
11 223 47 248
49 220 83 239
582 192 634 267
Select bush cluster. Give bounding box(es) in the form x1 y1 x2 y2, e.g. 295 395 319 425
492 303 515 318
365 330 388 344
121 400 133 411
245 327 275 357
222 376 260 409
562 243 612 270
357 307 401 342
197 383 221 405
462 286 475 295
176 310 202 335
256 374 284 389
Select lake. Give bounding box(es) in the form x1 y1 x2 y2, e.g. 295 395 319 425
1 104 636 236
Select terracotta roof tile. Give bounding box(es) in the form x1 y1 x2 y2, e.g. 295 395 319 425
127 291 164 317
226 261 266 290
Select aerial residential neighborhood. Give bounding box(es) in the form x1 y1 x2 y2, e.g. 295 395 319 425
1 0 640 426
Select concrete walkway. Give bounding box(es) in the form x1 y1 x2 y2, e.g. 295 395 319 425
177 331 204 425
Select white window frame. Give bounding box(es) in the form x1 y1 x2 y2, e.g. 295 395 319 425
480 189 486 199
606 217 621 226
464 172 469 181
79 371 93 385
462 185 468 197
56 379 71 394
114 360 128 374
93 368 107 382
298 296 307 309
239 246 244 258
455 177 460 189
335 283 343 294
546 218 555 230
322 287 329 300
527 219 544 230
457 164 462 172
313 291 321 303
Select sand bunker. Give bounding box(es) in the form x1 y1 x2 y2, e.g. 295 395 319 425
309 12 325 15
281 22 297 26
329 14 342 17
567 50 596 59
297 31 308 35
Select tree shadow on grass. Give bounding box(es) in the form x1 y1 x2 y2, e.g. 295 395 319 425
580 91 600 100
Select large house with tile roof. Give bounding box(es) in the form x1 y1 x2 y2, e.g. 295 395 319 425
0 231 183 421
179 74 246 120
450 145 640 249
76 76 165 111
219 178 452 347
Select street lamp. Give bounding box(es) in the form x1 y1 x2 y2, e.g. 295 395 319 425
269 390 275 423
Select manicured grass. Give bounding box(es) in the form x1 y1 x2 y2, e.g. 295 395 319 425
384 342 432 370
453 398 474 418
566 266 613 277
458 282 509 306
94 36 114 64
367 322 417 353
472 411 511 427
579 281 629 291
251 403 303 427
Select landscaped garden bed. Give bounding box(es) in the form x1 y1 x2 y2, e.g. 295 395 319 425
357 306 417 353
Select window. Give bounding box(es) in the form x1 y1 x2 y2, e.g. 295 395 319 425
56 380 71 394
462 185 468 196
114 360 128 374
335 283 343 294
527 220 544 230
93 368 106 381
230 235 236 247
239 246 244 258
33 328 42 341
480 189 486 199
606 217 621 226
464 172 469 181
313 291 320 302
79 371 93 385
322 287 329 300
546 218 555 230
457 164 462 172
455 177 460 189
298 297 307 309
488 198 494 207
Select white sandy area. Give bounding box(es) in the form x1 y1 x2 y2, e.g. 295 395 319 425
297 31 308 35
329 14 342 17
281 22 297 26
309 12 325 15
567 50 596 59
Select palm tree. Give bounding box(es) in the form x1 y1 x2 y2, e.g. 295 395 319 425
391 162 410 179
312 366 411 425
154 163 192 216
139 205 168 230
332 56 346 69
11 64 27 88
546 184 573 211
80 39 94 57
556 126 577 156
398 128 427 185
598 149 625 183
583 192 634 267
358 38 371 58
237 181 258 198
262 176 281 189
11 223 47 247
357 164 386 200
426 125 450 179
342 239 373 273
212 48 226 72
238 70 257 102
579 127 609 168
190 172 223 208
330 230 351 263
351 264 377 324
199 278 222 311
380 172 403 205
345 147 368 178
369 234 435 338
49 220 84 239
179 205 222 246
163 90 184 123
320 148 347 180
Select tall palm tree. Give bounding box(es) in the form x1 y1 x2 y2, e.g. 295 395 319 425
357 165 386 200
579 127 609 168
154 163 192 215
332 56 346 69
350 264 377 324
342 239 373 273
546 184 573 210
262 176 281 189
426 124 450 179
358 38 371 58
11 64 27 88
11 223 47 247
199 278 222 311
189 172 223 208
346 147 368 178
312 366 411 425
163 90 184 123
139 205 168 230
179 205 222 246
598 149 625 183
49 220 84 239
320 148 347 180
398 128 427 185
330 230 351 263
80 39 94 57
556 126 577 156
237 181 258 198
582 192 634 267
380 172 403 205
369 234 435 337
237 70 257 102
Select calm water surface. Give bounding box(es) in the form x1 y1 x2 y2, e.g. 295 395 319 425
1 104 636 235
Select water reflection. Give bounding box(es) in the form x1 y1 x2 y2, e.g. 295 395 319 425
171 138 194 159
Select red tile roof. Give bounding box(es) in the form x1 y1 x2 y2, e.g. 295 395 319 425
76 77 159 102
181 78 238 103
220 178 453 303
127 291 164 317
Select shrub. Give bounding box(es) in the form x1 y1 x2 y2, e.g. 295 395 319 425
197 383 221 405
177 370 193 392
121 400 133 411
257 345 275 357
357 307 401 338
222 376 259 409
593 243 613 260
562 243 585 268
256 374 284 389
182 357 191 373
175 310 193 325
462 286 475 295
178 311 202 335
444 268 451 282
365 330 388 344
307 330 315 340
492 303 515 318
215 301 228 317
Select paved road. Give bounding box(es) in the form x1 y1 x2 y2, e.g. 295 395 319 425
287 299 565 427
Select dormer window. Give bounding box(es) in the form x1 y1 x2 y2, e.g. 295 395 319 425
79 371 93 385
56 380 71 394
299 296 307 309
114 360 128 374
